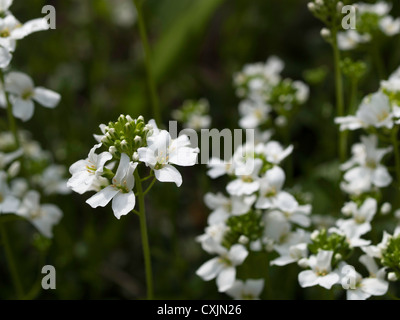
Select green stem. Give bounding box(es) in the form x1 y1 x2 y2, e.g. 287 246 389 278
331 27 346 162
349 78 358 115
0 224 24 299
370 44 386 80
133 0 161 124
143 177 156 196
392 127 400 187
0 70 20 148
134 170 154 300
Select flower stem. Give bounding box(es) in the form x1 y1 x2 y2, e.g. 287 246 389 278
0 69 20 148
331 27 346 162
134 170 154 300
133 0 161 125
0 223 24 299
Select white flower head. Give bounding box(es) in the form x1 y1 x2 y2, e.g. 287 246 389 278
5 72 61 122
67 143 112 195
86 153 138 219
298 250 340 289
138 130 199 187
196 243 249 292
379 16 400 36
16 190 62 238
225 279 264 300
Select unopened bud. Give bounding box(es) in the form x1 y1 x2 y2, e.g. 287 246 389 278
381 202 392 215
388 272 398 282
298 258 309 269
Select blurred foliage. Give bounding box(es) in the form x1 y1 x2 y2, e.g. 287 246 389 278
1 0 400 300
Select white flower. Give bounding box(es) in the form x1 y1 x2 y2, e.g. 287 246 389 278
4 72 61 121
341 135 392 194
341 256 388 300
86 153 138 219
204 192 256 225
67 143 112 195
196 242 249 292
207 157 234 179
357 1 392 16
238 98 271 129
361 231 393 259
0 14 49 52
271 243 308 266
36 165 70 195
335 92 394 131
226 158 262 196
138 130 199 187
263 141 293 165
186 113 211 130
197 224 229 251
0 170 19 213
274 192 312 227
298 250 340 289
337 30 370 51
336 198 377 237
16 190 62 238
328 226 370 248
293 80 309 104
226 279 264 300
379 16 400 36
256 166 287 209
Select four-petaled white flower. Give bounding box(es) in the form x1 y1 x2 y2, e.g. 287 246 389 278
298 250 340 289
0 13 49 52
379 16 400 36
196 240 249 292
67 143 112 195
341 255 388 300
138 130 199 187
4 72 61 122
238 98 271 129
335 92 395 131
86 153 138 219
336 198 377 237
16 190 62 238
256 166 287 209
341 135 392 194
226 279 265 300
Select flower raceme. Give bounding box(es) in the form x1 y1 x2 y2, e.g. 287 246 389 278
68 115 199 219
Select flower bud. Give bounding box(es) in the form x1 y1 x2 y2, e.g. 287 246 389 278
239 235 249 245
132 152 139 161
109 146 117 155
381 202 392 215
388 272 398 282
311 230 320 241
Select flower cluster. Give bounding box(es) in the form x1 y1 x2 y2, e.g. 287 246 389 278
233 56 309 129
196 58 313 298
172 98 211 131
68 115 199 219
0 1 65 239
0 1 60 121
271 67 400 300
0 131 67 238
337 2 400 51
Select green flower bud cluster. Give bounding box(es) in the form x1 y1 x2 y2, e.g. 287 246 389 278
267 79 301 115
172 99 209 123
303 67 328 85
222 210 264 250
381 234 400 279
340 58 367 81
308 229 351 268
100 115 153 161
357 12 381 35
